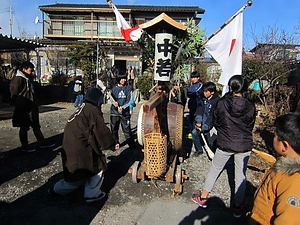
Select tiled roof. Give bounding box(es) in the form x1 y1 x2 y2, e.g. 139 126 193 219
0 34 47 52
39 3 204 14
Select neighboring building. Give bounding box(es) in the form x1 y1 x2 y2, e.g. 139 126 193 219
38 3 204 75
250 43 300 86
250 43 300 62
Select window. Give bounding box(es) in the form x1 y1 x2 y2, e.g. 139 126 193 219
63 21 74 35
62 21 84 35
74 21 84 35
98 20 121 37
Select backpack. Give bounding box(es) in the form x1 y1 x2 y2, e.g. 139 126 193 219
74 80 82 92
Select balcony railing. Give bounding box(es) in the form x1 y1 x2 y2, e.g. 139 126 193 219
43 19 123 39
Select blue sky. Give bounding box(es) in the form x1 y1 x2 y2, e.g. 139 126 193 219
0 0 299 50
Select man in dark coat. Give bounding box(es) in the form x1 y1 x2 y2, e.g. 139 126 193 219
49 87 118 203
9 61 54 152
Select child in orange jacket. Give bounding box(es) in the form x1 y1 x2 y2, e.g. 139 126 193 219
249 112 300 224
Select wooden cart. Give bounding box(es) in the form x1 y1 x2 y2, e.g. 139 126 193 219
128 88 188 194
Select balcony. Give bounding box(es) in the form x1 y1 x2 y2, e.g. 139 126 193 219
43 19 123 40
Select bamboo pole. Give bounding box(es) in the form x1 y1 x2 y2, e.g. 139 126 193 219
202 0 252 46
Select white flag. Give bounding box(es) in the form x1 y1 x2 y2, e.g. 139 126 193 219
204 11 243 86
111 4 143 42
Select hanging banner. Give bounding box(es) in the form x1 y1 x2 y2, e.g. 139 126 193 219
154 33 172 81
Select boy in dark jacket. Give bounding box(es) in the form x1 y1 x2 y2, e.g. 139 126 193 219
187 71 203 138
10 61 54 152
192 82 219 157
49 88 118 203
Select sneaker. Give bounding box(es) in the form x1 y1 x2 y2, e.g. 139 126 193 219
231 204 243 218
192 151 203 157
85 191 106 203
187 133 193 139
20 146 36 153
40 142 55 149
192 192 207 208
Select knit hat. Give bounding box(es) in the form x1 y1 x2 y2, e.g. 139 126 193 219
84 87 104 106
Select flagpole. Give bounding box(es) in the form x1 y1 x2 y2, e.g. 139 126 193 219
107 0 113 7
202 0 252 46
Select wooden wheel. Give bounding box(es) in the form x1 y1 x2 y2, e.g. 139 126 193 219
132 161 141 183
137 104 145 146
175 165 182 185
167 102 183 151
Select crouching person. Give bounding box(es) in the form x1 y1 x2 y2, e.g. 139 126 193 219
49 87 118 203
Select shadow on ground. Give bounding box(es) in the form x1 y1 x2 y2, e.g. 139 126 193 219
0 104 67 121
0 133 63 185
178 196 250 225
0 173 106 225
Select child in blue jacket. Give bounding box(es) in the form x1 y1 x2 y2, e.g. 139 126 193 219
187 71 203 138
192 82 219 157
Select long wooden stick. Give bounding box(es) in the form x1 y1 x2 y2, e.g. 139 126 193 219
252 148 276 164
197 128 214 160
148 82 158 93
202 1 252 46
97 79 116 103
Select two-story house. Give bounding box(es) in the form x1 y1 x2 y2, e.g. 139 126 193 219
250 43 300 62
250 43 300 85
38 3 204 76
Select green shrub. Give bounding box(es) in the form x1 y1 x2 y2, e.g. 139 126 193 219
136 71 153 100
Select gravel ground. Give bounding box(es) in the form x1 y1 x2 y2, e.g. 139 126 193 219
0 100 271 225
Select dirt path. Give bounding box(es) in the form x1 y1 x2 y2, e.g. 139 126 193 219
0 101 270 225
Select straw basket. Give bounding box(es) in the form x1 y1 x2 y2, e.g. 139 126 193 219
144 133 167 178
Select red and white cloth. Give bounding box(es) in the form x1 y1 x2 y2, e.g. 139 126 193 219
111 4 143 42
204 11 243 86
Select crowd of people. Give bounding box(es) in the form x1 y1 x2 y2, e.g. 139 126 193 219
9 61 300 223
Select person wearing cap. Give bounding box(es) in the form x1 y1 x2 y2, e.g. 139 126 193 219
110 73 136 149
48 87 118 203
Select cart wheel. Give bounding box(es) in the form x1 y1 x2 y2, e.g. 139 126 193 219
137 104 145 146
175 165 182 185
167 102 183 151
132 161 141 183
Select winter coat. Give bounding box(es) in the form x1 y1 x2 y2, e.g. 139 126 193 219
214 94 256 152
62 102 115 182
194 94 219 132
9 70 40 128
249 157 300 225
110 84 132 116
187 82 203 111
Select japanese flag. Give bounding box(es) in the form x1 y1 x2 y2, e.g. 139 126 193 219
112 4 143 42
204 11 243 86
